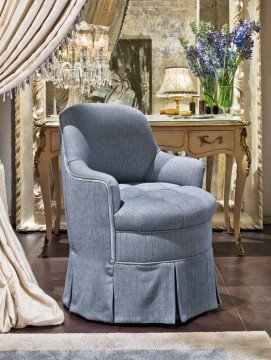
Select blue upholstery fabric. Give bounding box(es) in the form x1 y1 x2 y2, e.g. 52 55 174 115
60 103 158 183
114 262 176 323
115 183 217 232
114 248 219 323
60 103 220 324
115 222 213 263
145 150 205 188
68 158 120 212
61 157 114 322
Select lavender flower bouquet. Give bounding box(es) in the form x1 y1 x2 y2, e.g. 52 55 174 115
180 19 260 114
180 21 216 109
207 20 260 113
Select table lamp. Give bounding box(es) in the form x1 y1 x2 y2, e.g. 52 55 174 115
157 67 197 116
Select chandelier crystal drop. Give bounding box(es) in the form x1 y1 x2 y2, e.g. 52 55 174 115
44 21 111 97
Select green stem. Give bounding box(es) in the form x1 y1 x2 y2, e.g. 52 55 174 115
221 34 229 84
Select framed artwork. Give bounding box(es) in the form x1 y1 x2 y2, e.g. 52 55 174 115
93 39 152 114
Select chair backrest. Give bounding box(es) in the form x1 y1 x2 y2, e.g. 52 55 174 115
60 103 158 183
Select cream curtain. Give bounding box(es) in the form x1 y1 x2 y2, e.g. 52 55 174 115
0 161 64 333
0 0 130 333
0 0 86 98
0 0 88 333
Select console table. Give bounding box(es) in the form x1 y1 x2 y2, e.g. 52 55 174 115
35 115 251 255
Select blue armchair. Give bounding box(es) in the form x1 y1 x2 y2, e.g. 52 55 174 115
60 103 220 324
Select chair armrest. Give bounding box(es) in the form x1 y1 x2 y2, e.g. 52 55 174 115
61 157 118 265
66 159 121 213
145 151 205 188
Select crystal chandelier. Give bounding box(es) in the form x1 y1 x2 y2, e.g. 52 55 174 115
45 21 111 97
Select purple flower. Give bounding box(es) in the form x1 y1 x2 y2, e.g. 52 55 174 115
204 19 260 71
185 44 214 78
180 18 260 95
180 21 215 79
232 19 260 60
206 28 234 69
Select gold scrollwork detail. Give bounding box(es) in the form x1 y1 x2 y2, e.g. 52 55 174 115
240 127 251 177
198 135 223 147
33 125 46 179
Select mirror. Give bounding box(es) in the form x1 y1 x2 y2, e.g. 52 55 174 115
201 0 229 30
45 0 229 117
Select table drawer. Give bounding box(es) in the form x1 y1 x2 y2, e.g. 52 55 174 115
152 128 185 150
188 130 235 154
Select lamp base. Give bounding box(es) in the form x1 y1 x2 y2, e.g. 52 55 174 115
159 96 192 117
172 96 183 110
160 108 179 115
173 96 191 116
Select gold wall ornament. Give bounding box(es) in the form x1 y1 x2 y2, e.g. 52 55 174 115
32 77 47 215
255 0 263 227
198 135 223 147
240 127 251 177
33 78 44 122
33 125 46 179
14 95 21 228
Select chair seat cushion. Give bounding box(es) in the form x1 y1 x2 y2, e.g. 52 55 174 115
114 183 217 232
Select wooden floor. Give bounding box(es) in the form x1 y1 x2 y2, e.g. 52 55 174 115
12 227 271 334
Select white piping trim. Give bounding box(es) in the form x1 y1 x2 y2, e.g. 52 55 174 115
64 157 116 263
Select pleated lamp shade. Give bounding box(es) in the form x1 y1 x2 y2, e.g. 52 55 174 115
157 67 197 97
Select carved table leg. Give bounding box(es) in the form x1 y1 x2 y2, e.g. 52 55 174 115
233 128 251 255
52 155 61 234
234 155 248 255
224 155 233 233
38 154 52 257
206 156 213 193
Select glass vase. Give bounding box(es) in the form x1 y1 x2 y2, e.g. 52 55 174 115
217 84 234 114
200 76 216 110
203 92 215 109
215 68 237 117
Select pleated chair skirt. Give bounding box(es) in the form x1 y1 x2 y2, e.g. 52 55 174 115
63 221 221 324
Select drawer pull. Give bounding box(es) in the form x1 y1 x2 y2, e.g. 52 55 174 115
198 135 223 147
